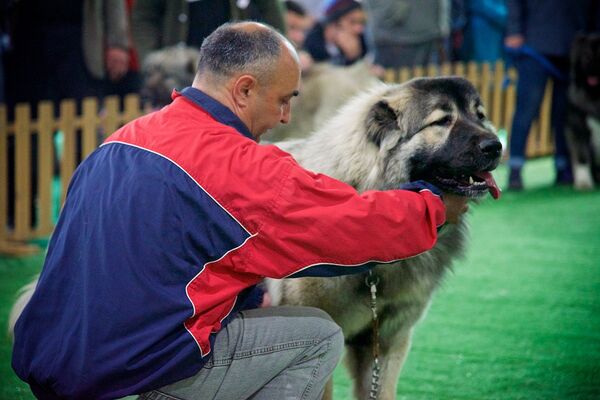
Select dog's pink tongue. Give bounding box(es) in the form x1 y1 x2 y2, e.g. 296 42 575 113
475 171 501 199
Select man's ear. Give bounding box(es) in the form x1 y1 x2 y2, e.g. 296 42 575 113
232 74 258 108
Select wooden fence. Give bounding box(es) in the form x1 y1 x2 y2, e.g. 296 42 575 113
0 61 554 254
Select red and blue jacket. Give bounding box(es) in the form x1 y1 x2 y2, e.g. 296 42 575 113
12 87 446 399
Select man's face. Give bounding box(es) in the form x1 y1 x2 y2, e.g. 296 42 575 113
286 11 312 48
336 9 365 36
248 53 301 139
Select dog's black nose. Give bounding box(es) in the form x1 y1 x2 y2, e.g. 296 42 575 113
479 139 502 156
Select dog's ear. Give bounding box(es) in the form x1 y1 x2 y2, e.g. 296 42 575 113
366 100 400 147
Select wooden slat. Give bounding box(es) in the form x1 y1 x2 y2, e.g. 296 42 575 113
36 101 55 236
81 97 99 159
480 63 492 112
504 68 518 148
440 62 452 77
123 94 142 123
59 100 77 205
427 63 438 77
399 67 411 83
383 68 397 83
453 62 465 77
13 104 32 240
103 96 120 139
413 65 425 78
0 105 8 239
491 60 505 129
466 61 479 89
539 81 554 155
527 120 540 157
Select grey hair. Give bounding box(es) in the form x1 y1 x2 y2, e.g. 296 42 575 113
197 22 286 84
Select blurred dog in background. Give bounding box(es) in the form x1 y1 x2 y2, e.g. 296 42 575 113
566 33 600 190
140 45 200 109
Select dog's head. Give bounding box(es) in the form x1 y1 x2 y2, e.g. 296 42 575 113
140 46 200 108
364 77 502 199
571 33 600 99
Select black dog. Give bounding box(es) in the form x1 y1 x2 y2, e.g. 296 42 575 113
566 33 600 190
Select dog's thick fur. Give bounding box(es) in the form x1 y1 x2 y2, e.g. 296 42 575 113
9 77 501 399
566 33 600 190
267 76 502 400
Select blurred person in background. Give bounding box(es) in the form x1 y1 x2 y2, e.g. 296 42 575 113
458 0 507 63
132 0 286 64
363 0 451 69
105 0 142 99
292 0 323 19
284 0 314 48
303 0 367 66
4 0 129 111
283 0 315 70
505 0 591 190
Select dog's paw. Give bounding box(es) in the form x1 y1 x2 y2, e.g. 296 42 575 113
574 164 595 190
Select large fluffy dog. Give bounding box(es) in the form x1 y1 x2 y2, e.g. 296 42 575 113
268 76 502 400
566 33 600 190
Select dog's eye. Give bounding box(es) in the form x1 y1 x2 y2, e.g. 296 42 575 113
431 116 453 127
476 111 486 120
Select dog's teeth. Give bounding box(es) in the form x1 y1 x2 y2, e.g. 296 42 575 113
469 176 474 184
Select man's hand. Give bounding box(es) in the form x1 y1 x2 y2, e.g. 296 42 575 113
442 193 469 224
504 34 524 49
399 181 468 225
105 47 129 82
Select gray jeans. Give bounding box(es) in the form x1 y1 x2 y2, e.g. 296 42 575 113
139 306 344 400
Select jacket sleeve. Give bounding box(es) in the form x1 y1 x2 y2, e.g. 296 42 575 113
219 152 446 279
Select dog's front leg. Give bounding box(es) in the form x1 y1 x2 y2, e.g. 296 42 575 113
377 333 412 400
321 378 334 400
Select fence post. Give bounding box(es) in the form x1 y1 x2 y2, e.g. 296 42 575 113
480 63 492 113
0 105 7 240
103 96 120 139
36 101 55 237
399 67 411 83
466 61 479 90
440 62 452 76
491 60 505 130
82 97 99 160
59 99 77 205
14 104 32 240
504 67 518 144
453 62 465 77
383 68 396 83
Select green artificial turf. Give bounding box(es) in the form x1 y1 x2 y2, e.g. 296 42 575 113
2 158 600 399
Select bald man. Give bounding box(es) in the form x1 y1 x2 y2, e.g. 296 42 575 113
12 22 462 399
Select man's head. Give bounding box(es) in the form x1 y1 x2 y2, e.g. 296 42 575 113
193 22 301 139
284 0 313 48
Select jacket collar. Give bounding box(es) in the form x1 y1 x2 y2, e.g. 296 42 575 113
175 87 255 141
